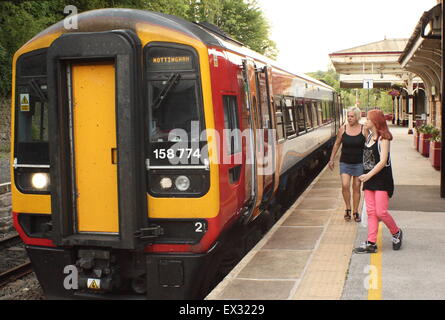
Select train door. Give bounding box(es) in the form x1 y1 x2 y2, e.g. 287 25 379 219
71 62 119 233
241 59 274 221
47 31 147 249
255 65 275 197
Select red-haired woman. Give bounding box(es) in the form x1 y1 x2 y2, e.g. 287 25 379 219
354 109 403 254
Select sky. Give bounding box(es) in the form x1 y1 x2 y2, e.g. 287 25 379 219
256 0 438 73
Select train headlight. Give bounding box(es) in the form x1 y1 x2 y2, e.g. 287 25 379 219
159 177 173 190
175 176 190 191
31 173 50 190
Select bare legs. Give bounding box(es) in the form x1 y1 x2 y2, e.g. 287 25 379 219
341 174 362 213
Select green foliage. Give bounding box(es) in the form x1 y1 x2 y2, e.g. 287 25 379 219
429 127 441 142
307 69 394 113
213 0 277 58
0 1 65 96
0 0 277 99
307 69 340 91
418 124 437 135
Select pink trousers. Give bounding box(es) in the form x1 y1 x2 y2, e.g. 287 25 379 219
364 190 400 243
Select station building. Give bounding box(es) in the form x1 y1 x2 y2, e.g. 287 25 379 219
330 0 444 197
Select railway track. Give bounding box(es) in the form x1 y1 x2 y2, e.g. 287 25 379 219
0 262 33 288
0 182 33 288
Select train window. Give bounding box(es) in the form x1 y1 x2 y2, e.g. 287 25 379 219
322 101 329 123
328 101 333 121
274 98 285 141
18 49 47 77
296 102 306 132
223 95 241 154
257 72 270 129
284 98 296 138
311 102 319 127
317 102 323 124
148 79 201 142
15 84 49 164
305 102 313 129
320 101 325 123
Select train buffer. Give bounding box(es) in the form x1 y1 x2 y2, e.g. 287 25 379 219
206 125 445 300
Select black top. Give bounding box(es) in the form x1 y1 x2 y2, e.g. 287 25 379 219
362 136 394 198
340 125 366 164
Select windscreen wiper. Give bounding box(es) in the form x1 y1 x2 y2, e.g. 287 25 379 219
152 73 181 110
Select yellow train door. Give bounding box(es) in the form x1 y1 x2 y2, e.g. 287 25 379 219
71 62 119 233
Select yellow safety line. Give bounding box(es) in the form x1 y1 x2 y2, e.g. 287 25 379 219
368 224 383 300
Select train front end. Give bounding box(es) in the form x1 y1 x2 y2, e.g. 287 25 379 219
10 10 224 299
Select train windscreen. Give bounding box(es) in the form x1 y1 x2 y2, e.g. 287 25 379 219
145 45 204 144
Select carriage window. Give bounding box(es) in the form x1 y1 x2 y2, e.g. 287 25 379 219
274 98 285 141
149 79 201 142
305 102 313 129
223 95 241 154
328 101 333 121
284 98 296 137
296 103 306 132
322 101 328 123
317 102 323 124
311 102 319 127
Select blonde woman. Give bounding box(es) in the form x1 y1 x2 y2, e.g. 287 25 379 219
329 107 368 222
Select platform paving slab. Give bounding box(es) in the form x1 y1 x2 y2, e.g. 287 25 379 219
237 250 311 280
342 125 445 300
215 279 296 300
263 227 323 251
207 153 359 300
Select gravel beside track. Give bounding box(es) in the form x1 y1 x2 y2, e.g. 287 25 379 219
0 231 45 300
0 272 44 300
0 153 9 184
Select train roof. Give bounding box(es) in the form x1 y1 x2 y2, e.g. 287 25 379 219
25 8 335 92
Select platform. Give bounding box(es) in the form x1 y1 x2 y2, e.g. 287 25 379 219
206 124 444 300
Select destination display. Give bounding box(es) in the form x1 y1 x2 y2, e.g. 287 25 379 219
147 47 194 71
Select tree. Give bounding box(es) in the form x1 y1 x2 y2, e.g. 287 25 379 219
0 0 277 97
307 69 393 112
214 0 277 58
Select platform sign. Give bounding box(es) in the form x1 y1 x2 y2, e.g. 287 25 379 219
363 79 373 89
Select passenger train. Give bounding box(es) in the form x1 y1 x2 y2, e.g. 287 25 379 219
10 9 344 299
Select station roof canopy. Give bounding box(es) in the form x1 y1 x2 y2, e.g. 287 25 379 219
399 4 442 96
329 38 420 89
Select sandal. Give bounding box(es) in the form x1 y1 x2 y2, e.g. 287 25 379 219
353 212 361 222
344 209 351 221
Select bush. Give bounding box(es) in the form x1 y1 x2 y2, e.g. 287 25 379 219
418 124 436 135
430 127 441 143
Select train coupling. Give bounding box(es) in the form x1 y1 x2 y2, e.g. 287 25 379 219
75 249 120 292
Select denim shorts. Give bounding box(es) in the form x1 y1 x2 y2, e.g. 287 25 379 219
339 162 364 177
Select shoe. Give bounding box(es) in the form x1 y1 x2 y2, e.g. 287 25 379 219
353 241 378 254
392 229 403 250
353 212 361 222
344 209 351 221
